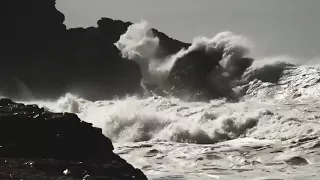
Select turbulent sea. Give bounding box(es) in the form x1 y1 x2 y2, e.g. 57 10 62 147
17 21 320 179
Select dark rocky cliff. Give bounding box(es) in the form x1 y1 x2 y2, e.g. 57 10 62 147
0 98 148 179
1 0 189 101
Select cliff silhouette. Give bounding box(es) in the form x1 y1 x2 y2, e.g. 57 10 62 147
1 0 189 101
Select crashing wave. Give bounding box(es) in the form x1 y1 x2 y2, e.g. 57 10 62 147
115 20 293 101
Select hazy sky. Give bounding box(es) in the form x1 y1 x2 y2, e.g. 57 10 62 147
56 0 320 59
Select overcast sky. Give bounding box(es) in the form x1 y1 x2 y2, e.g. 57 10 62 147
56 0 320 59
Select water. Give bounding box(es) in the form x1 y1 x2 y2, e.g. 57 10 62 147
20 64 320 179
18 21 320 179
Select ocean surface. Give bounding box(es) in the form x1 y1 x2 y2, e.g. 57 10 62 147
18 20 320 179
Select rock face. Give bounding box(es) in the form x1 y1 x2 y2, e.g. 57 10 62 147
1 0 190 101
0 98 148 180
1 0 68 99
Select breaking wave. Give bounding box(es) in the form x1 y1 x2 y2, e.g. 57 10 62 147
114 20 311 101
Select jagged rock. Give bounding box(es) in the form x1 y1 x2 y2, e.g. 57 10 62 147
0 98 148 180
151 28 190 58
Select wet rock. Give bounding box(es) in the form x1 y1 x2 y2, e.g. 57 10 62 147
196 157 204 161
144 149 160 158
284 156 309 166
0 98 148 179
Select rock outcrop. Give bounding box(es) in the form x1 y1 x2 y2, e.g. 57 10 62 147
0 98 148 180
1 0 189 101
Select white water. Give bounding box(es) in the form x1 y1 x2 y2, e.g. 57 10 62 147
21 63 320 180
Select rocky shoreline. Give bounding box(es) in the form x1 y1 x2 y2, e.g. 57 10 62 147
0 98 148 180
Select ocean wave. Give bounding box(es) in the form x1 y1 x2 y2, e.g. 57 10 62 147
115 20 319 102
